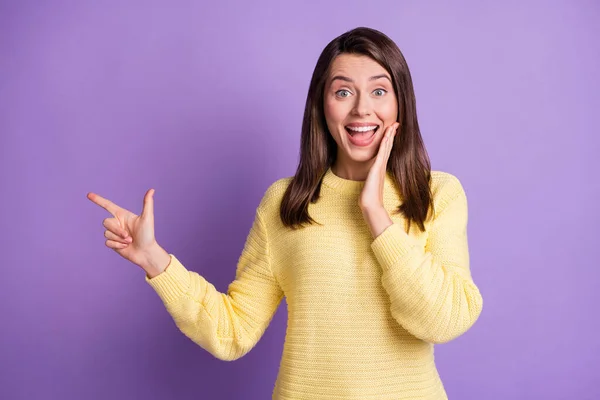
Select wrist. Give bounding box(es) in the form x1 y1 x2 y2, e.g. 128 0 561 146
361 206 393 238
141 243 171 279
360 204 386 217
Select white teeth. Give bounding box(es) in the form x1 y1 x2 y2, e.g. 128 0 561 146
346 125 377 132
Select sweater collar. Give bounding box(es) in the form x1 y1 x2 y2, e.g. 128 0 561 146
322 167 398 196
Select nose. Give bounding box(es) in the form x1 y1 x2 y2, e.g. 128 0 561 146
351 92 372 117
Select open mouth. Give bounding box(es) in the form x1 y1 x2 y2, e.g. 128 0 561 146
345 125 379 146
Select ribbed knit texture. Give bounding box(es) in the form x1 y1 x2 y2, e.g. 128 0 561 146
146 167 483 399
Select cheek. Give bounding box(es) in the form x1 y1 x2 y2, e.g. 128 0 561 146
324 97 347 136
375 94 399 122
381 100 398 122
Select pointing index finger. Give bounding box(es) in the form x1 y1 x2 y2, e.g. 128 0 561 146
87 192 120 216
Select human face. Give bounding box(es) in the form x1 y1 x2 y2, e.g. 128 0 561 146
324 54 398 181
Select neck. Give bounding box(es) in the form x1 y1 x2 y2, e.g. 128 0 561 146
331 157 376 181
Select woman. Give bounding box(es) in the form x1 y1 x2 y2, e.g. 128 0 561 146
88 27 483 399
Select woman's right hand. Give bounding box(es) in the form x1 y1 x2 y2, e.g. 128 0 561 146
87 189 170 277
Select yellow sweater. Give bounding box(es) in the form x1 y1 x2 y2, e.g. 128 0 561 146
146 167 483 399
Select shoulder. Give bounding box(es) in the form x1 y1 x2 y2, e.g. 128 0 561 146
256 176 294 214
429 170 468 212
430 170 464 194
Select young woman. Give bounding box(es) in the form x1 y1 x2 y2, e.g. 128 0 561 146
88 27 483 399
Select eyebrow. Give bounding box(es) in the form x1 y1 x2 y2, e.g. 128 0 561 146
330 74 392 84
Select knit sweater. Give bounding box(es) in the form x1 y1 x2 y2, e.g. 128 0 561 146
145 167 483 399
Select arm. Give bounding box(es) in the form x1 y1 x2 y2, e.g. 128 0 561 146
144 208 284 361
369 176 483 344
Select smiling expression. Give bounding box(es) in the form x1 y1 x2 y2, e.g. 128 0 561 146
323 53 399 180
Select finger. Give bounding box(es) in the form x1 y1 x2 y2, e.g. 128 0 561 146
391 122 400 144
141 189 154 219
388 123 399 144
389 123 399 137
374 125 394 169
87 192 121 216
379 126 394 158
105 239 129 250
104 230 132 244
375 136 388 166
102 217 130 238
389 125 397 148
382 125 396 166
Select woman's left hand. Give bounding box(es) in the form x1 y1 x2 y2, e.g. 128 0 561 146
359 123 399 238
359 123 399 211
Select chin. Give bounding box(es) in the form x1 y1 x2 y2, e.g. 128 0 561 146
344 148 378 164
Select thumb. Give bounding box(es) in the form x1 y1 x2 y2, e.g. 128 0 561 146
141 188 155 219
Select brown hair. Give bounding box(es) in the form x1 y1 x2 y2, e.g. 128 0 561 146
280 27 434 232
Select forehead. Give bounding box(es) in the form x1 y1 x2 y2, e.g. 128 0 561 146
328 54 389 81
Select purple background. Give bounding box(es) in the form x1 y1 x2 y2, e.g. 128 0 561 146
1 1 598 399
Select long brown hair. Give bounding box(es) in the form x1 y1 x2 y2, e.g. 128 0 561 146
280 27 434 232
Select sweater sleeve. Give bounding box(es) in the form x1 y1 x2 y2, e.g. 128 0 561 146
370 175 483 344
144 208 284 361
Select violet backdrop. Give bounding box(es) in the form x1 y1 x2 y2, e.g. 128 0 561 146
1 0 598 399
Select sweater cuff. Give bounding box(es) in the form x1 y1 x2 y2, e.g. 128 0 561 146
370 223 415 271
145 254 191 304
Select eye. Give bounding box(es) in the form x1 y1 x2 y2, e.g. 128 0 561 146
335 89 352 98
373 88 387 96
